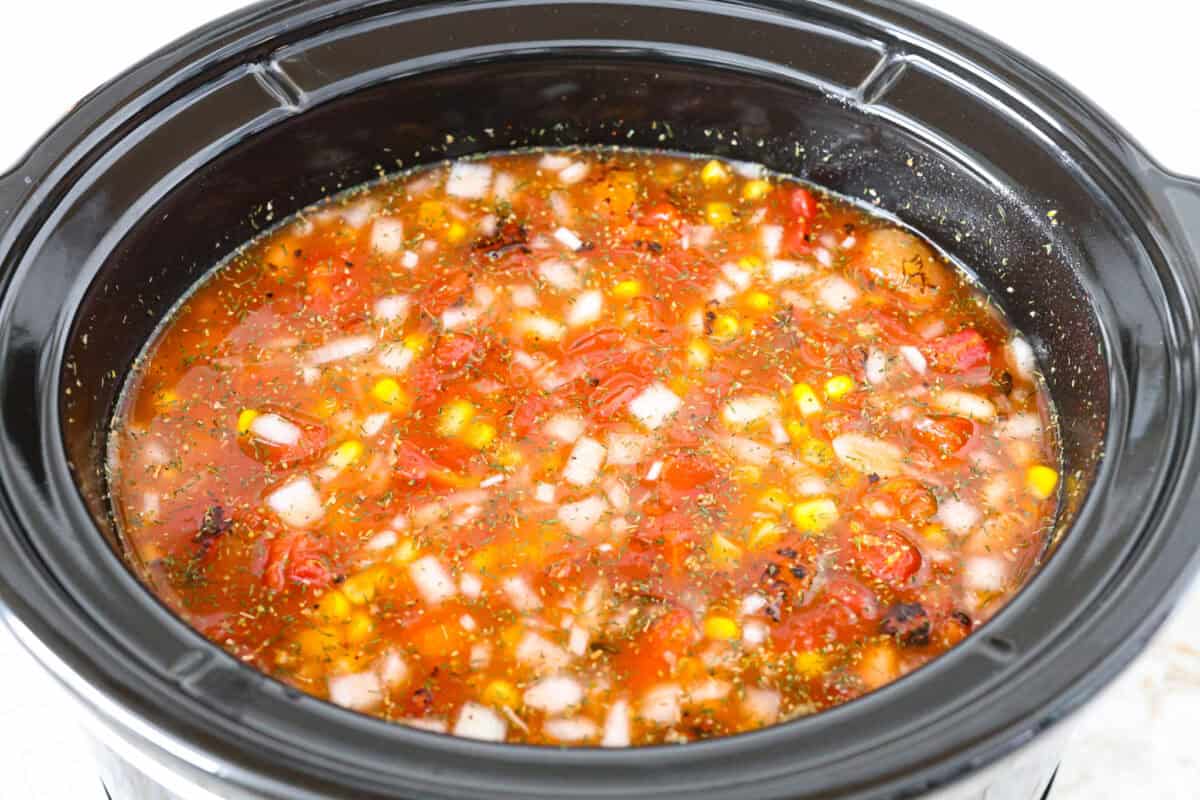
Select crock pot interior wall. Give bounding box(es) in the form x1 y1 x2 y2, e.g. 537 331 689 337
64 55 1107 553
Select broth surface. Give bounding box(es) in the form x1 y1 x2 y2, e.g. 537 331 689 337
109 149 1058 745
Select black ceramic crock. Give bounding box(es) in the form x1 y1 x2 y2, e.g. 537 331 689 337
0 1 1198 798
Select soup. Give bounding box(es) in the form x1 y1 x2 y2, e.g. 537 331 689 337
108 149 1058 745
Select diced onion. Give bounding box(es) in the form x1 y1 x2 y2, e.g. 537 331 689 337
602 478 630 511
964 555 1009 592
559 162 590 184
453 702 507 741
249 413 301 446
721 395 780 430
640 684 682 726
544 717 598 742
687 679 731 703
469 642 492 669
815 247 833 267
721 263 752 290
370 218 404 254
709 280 737 304
568 624 590 656
401 250 419 269
376 344 414 374
997 413 1042 439
493 172 515 199
742 687 781 724
721 436 773 467
865 349 888 385
409 556 457 605
445 162 493 198
510 284 538 308
534 482 556 504
936 499 981 534
338 200 375 229
378 650 409 688
761 225 783 258
832 434 904 477
524 676 584 713
515 313 566 344
404 718 448 733
602 699 631 747
742 621 768 646
515 632 571 672
933 390 996 422
554 227 585 251
365 530 397 551
563 436 607 487
266 477 324 528
813 276 860 311
741 593 767 616
566 289 604 327
605 432 649 465
558 495 609 536
442 305 479 330
539 153 573 171
460 572 483 599
361 412 390 436
328 670 382 711
538 259 581 291
1008 337 1037 382
306 335 375 366
628 383 682 430
502 576 543 612
768 259 809 283
899 345 927 374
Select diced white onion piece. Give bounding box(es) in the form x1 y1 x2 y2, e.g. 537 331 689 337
493 171 516 199
543 414 585 444
250 413 302 446
743 687 781 724
640 684 682 726
605 432 649 466
813 276 860 311
534 482 556 504
524 676 584 713
858 349 886 385
645 460 664 481
558 495 609 536
307 335 375 366
721 395 780 430
768 258 809 283
563 437 607 487
566 289 604 327
721 263 753 290
544 717 598 742
409 556 457 605
378 650 409 688
459 572 483 599
140 492 160 520
511 284 538 308
997 413 1042 439
568 624 589 656
404 718 448 733
538 259 581 291
815 247 833 267
721 436 773 467
794 475 830 496
761 225 783 258
832 434 904 477
742 621 768 646
688 679 731 703
770 419 790 445
370 218 404 254
731 160 765 179
900 345 927 374
937 499 981 534
559 162 590 184
709 280 737 304
554 227 585 251
460 614 477 632
338 200 375 229
266 477 324 528
478 213 498 238
1008 337 1037 382
515 632 571 672
964 556 1009 592
549 191 573 222
365 530 397 551
602 699 631 747
628 383 682 430
934 390 997 422
328 670 382 711
469 642 492 669
539 153 573 171
603 478 630 511
454 702 507 741
741 593 767 616
445 162 493 198
377 344 414 374
361 412 390 436
401 250 419 269
515 313 566 344
502 576 543 612
686 224 715 248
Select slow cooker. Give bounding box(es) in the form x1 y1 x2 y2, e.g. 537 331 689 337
1 1 1198 798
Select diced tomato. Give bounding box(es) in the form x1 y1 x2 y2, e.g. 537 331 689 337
911 414 974 457
510 392 557 437
237 408 328 468
614 606 696 691
856 529 922 586
588 370 648 420
870 478 938 523
927 328 991 373
661 454 719 492
432 332 479 371
771 602 856 652
394 439 442 482
636 202 682 228
420 270 472 315
824 577 880 621
263 533 333 592
789 188 818 219
782 221 812 255
305 255 364 317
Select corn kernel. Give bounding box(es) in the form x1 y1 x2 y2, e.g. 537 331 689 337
824 375 855 400
686 339 712 370
703 615 740 641
371 377 409 409
709 312 741 343
737 256 764 271
742 179 772 200
704 201 735 227
1026 465 1059 500
296 626 340 659
700 159 731 186
493 442 523 468
344 611 375 645
794 651 827 677
743 290 773 313
747 519 783 550
675 656 707 683
237 409 259 434
447 221 468 243
801 438 835 467
612 279 643 299
437 399 476 437
463 421 497 450
313 397 339 419
154 389 179 410
342 566 388 605
403 331 429 354
482 679 521 709
328 440 364 471
790 498 839 532
500 624 525 651
317 590 353 622
920 523 948 548
792 383 823 416
418 200 448 229
731 464 762 484
710 532 743 568
391 539 420 565
758 488 791 515
785 419 809 442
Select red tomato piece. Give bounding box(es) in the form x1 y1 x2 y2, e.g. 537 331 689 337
661 454 719 492
789 188 818 219
636 202 682 228
911 414 974 457
824 577 880 621
420 270 472 315
433 332 478 370
927 329 990 372
263 533 333 592
782 221 812 255
588 370 648 420
856 530 922 585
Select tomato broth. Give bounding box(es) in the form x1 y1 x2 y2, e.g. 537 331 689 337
108 149 1059 746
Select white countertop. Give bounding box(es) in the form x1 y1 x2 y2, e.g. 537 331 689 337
1 2 1197 798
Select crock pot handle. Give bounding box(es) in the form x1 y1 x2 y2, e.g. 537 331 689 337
1152 171 1200 266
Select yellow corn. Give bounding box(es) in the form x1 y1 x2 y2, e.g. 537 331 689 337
790 498 839 532
1026 465 1059 499
296 626 340 659
792 383 823 416
700 159 731 186
757 488 791 515
612 279 643 299
317 590 353 623
237 409 259 434
704 201 735 227
801 438 835 467
390 539 419 566
785 419 809 442
402 331 429 354
737 256 764 271
747 519 782 550
344 611 375 645
462 421 497 450
731 464 762 484
328 440 364 471
710 532 743 568
675 656 707 684
686 339 712 370
703 615 740 641
341 566 388 605
313 397 339 419
370 377 409 409
742 179 772 200
154 389 179 411
493 442 523 468
482 679 521 709
824 375 855 400
920 523 949 548
437 399 476 437
794 651 827 678
709 312 741 342
418 200 448 229
742 290 773 313
447 221 468 243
